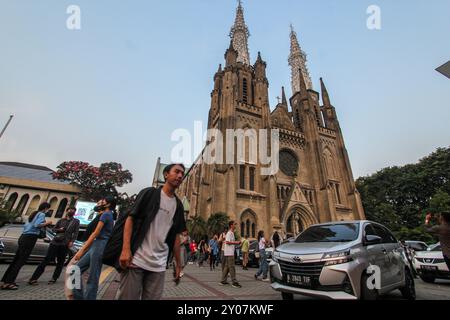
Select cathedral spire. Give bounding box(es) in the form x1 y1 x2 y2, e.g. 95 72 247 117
320 77 331 106
298 67 308 100
288 24 313 94
229 0 250 65
281 86 288 106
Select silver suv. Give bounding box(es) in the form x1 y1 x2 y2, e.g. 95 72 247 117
270 220 415 300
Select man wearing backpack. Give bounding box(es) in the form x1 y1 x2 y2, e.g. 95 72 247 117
115 163 186 300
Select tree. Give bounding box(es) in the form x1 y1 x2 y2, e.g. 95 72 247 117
186 216 207 242
425 189 450 215
206 212 229 237
52 161 133 201
356 146 450 243
0 198 21 227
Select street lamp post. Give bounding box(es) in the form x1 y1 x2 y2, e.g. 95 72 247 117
0 115 14 140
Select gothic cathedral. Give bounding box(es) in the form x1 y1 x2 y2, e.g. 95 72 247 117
177 2 365 239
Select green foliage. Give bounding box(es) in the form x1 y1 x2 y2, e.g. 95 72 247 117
206 212 229 237
186 215 207 242
0 198 21 227
356 147 450 243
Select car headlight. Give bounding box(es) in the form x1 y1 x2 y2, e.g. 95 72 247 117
272 250 280 262
322 250 352 266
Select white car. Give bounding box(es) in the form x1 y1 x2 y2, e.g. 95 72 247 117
414 243 450 283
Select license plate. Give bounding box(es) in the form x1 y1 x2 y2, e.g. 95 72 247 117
286 274 311 286
421 265 438 271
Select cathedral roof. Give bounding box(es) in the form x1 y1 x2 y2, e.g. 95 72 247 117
270 104 296 131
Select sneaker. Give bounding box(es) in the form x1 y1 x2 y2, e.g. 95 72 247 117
254 274 259 280
219 281 229 286
232 282 242 288
262 277 270 282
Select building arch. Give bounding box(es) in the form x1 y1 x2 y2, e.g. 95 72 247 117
27 195 41 216
240 209 257 238
284 204 318 237
48 196 59 217
16 194 30 216
6 192 18 211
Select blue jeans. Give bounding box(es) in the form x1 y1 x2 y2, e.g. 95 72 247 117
73 239 107 300
255 249 268 278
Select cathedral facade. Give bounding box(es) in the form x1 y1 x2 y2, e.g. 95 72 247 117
177 2 365 239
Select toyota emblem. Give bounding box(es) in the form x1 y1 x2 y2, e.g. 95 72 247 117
292 256 302 263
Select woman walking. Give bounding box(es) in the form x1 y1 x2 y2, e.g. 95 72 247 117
254 230 269 281
1 202 52 290
71 196 116 300
209 235 219 271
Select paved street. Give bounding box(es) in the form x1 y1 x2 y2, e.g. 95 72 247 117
0 262 449 300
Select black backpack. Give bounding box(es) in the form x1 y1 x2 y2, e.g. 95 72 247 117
102 211 129 270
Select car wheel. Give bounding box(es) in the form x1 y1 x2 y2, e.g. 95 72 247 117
419 274 435 283
281 292 294 300
400 269 416 300
360 273 379 300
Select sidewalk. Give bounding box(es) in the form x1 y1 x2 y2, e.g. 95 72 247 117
101 263 280 300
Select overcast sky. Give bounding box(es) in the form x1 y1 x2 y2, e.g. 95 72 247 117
1 0 449 195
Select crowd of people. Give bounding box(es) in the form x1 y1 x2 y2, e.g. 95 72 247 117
1 162 449 300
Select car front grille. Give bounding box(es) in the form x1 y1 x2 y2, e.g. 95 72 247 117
416 258 445 264
278 259 324 277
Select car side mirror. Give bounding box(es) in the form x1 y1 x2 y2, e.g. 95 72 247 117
364 235 382 245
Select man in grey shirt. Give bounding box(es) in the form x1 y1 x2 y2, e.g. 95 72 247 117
425 211 450 271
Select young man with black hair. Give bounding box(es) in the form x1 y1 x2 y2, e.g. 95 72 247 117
220 220 242 288
425 211 450 271
117 163 186 300
28 207 80 285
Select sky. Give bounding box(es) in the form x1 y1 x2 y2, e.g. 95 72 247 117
0 0 449 195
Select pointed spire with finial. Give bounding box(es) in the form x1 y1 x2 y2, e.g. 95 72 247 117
225 40 238 66
256 51 263 63
229 0 250 65
320 77 331 106
281 86 288 106
218 64 222 72
288 24 313 94
298 68 308 99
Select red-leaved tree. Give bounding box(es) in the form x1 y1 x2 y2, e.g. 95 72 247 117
52 161 133 202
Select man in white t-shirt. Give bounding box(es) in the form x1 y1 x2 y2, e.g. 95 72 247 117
117 163 186 300
220 221 242 288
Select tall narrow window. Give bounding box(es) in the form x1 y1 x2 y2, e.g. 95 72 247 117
249 167 255 191
241 222 245 237
243 78 248 103
315 108 321 126
335 184 342 204
240 165 246 189
246 220 250 237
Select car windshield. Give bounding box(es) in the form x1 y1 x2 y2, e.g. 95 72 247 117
295 223 360 243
